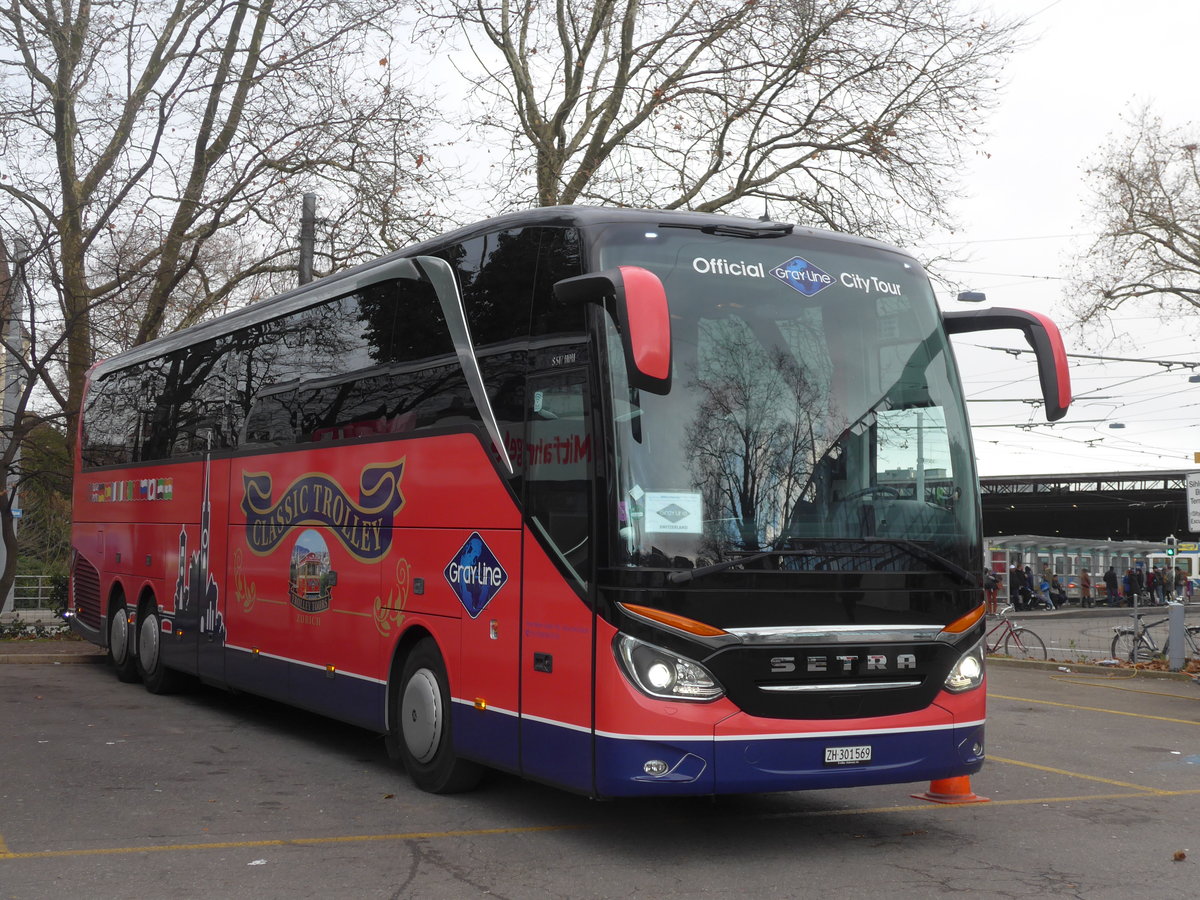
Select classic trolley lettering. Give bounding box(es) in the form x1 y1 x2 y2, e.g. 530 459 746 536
241 461 405 562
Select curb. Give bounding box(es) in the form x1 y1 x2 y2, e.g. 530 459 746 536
0 652 105 665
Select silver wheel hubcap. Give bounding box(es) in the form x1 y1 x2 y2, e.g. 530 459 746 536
401 668 442 764
139 612 159 669
110 608 129 662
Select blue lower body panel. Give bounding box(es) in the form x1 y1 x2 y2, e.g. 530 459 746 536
519 716 594 794
594 723 985 797
453 703 521 773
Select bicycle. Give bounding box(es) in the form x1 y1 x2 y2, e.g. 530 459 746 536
985 605 1047 660
1110 612 1200 662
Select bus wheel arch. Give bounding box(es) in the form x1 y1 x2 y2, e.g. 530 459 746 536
134 590 182 694
389 632 483 794
105 586 139 683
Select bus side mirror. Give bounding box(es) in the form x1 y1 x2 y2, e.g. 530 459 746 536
943 307 1072 421
554 265 672 394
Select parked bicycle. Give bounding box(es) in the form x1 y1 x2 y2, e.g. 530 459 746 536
1111 612 1200 662
985 605 1047 660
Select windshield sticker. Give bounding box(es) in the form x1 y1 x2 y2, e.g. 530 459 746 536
692 257 767 278
444 532 508 618
771 257 834 296
840 271 902 296
644 491 703 534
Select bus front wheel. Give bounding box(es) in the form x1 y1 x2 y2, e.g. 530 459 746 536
396 638 483 794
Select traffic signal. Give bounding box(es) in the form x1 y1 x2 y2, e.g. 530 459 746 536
1166 535 1177 557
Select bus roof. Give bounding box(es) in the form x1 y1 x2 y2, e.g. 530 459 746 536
89 205 914 380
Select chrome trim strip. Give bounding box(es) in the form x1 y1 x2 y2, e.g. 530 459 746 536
759 680 923 693
419 255 514 474
726 625 943 645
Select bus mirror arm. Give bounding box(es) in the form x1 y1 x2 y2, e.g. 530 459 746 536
943 307 1072 422
412 255 515 475
554 266 672 395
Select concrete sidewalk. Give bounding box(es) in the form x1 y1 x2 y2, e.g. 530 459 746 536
0 639 105 665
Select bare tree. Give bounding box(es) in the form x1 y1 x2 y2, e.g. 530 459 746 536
0 0 445 462
1070 106 1200 323
419 0 1023 239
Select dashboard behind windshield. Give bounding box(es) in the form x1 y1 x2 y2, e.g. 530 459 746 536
593 224 980 575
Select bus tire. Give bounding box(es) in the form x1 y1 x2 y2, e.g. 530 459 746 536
107 597 139 683
135 602 183 695
396 638 483 794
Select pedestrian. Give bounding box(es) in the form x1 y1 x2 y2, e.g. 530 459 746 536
1103 565 1119 606
1134 566 1146 603
1038 574 1055 610
984 569 1000 615
1024 565 1036 609
1050 574 1067 608
1162 566 1176 603
1009 563 1026 610
1080 568 1093 608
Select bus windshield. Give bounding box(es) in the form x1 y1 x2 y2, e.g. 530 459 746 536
594 224 979 576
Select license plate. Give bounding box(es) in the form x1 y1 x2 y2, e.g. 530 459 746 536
824 744 871 765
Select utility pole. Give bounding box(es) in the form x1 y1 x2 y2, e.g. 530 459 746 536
0 237 26 615
298 193 317 285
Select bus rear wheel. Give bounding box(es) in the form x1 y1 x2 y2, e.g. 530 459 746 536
135 604 183 695
107 599 139 683
396 638 483 794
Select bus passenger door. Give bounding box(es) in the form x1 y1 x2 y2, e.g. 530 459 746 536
520 369 596 793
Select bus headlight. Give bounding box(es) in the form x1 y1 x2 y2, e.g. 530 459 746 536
944 641 985 693
615 634 724 702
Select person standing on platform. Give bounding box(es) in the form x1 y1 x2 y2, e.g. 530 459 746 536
1104 565 1119 606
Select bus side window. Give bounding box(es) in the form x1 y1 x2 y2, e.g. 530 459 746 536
525 370 592 591
530 227 584 337
448 228 542 347
81 366 142 468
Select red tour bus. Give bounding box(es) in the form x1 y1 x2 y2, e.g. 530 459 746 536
69 207 1071 796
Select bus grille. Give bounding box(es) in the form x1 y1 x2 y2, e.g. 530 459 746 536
72 555 102 630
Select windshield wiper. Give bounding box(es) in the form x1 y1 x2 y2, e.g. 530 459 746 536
667 547 875 584
864 537 976 585
667 539 974 586
660 222 794 239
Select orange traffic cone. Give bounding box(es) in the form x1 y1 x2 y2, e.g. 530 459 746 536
910 775 989 804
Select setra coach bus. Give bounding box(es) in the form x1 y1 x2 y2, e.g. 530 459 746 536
68 206 1071 796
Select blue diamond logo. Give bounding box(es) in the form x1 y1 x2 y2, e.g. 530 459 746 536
771 256 834 296
444 532 508 618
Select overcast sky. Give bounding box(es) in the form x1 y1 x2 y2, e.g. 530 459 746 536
920 0 1200 477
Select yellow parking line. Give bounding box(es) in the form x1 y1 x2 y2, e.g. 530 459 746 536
987 754 1170 794
6 789 1200 861
989 692 1200 726
0 824 583 861
0 833 9 854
